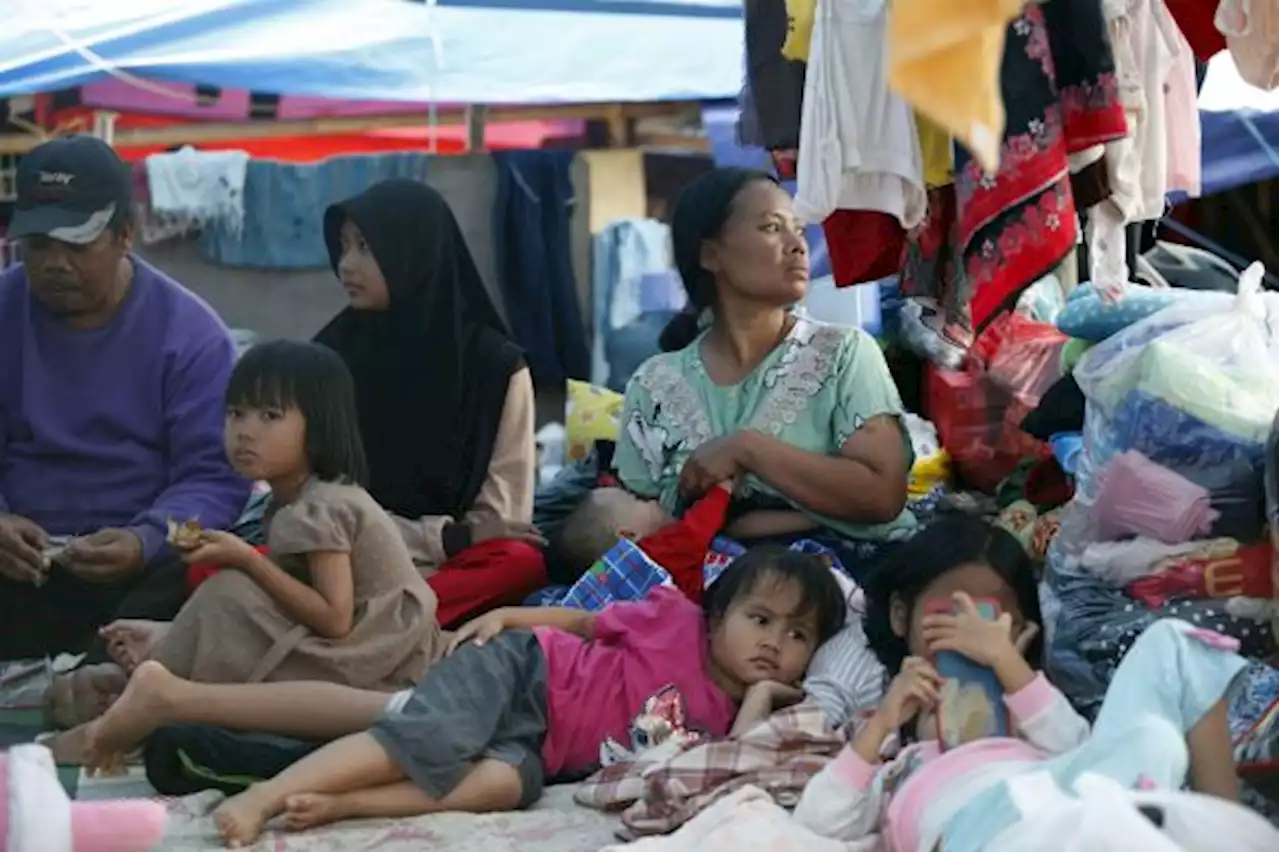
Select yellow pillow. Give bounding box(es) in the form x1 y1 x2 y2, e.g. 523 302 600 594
908 448 952 500
565 380 624 462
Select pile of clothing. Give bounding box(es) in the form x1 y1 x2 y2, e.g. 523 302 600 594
1041 264 1279 816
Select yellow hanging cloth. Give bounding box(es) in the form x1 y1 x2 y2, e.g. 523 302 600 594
781 0 817 62
887 0 1023 174
915 111 954 188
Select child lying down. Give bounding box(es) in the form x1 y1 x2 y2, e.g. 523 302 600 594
84 546 846 847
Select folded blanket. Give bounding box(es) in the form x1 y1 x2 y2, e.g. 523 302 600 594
575 700 843 838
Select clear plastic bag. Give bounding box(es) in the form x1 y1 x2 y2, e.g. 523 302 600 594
1072 263 1280 511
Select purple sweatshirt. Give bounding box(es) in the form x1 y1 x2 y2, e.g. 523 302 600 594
0 258 251 566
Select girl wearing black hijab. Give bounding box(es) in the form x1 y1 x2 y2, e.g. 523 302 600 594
316 179 546 628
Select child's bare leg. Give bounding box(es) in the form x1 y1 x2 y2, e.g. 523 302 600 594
86 660 392 765
212 732 404 847
1187 698 1239 801
283 758 523 831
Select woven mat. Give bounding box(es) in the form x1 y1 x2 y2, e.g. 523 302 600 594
158 784 619 851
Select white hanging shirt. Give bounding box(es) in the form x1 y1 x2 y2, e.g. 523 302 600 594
793 0 926 229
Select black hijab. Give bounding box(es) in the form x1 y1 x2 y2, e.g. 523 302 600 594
315 179 523 521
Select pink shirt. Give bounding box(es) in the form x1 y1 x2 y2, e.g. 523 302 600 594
535 586 738 776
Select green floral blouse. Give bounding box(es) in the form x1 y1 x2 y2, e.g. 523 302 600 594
614 318 916 542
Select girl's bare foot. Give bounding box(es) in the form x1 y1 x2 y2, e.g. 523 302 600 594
99 619 169 672
283 793 347 831
213 785 279 848
43 724 92 765
83 660 176 773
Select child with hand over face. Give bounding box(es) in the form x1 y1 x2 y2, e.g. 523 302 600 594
795 516 1246 852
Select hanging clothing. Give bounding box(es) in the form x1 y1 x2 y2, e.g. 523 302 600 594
1087 0 1199 295
743 0 807 152
887 0 1024 174
199 153 432 269
794 0 926 228
492 150 590 387
1164 0 1227 61
952 0 1128 333
145 147 250 237
1216 0 1280 90
782 0 817 61
916 113 956 189
590 219 683 391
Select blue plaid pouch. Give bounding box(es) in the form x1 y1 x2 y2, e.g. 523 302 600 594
557 538 673 611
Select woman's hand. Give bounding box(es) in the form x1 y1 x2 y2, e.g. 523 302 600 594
446 610 508 654
678 434 748 501
921 592 1037 667
469 518 546 547
179 530 260 571
872 656 943 732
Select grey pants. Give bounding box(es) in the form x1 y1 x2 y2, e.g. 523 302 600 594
369 629 548 808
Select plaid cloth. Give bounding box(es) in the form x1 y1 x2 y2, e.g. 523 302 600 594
704 538 847 589
574 700 844 838
702 537 746 587
556 538 674 612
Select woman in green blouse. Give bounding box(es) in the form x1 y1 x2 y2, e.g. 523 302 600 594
613 167 915 580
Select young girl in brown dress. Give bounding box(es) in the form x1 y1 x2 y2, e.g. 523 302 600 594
50 341 444 758
137 339 445 687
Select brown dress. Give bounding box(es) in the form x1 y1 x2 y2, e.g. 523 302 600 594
153 479 444 688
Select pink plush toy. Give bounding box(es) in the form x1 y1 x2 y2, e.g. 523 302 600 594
0 744 166 852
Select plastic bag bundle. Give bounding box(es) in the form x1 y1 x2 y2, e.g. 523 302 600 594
1072 263 1279 505
1091 451 1218 543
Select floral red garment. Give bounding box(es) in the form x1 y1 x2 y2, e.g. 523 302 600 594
953 0 1128 333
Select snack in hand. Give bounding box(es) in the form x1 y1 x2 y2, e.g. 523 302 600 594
166 517 206 551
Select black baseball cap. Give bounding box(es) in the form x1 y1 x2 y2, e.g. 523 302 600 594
9 135 132 244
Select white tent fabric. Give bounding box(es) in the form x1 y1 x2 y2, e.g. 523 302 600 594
0 0 745 103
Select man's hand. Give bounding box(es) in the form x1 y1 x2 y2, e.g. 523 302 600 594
0 513 50 585
62 529 144 584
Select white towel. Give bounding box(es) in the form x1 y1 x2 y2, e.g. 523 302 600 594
145 146 250 237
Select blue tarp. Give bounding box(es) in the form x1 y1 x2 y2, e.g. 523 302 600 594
1199 108 1278 195
0 0 744 104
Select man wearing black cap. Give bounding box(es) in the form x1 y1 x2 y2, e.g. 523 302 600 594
0 136 251 660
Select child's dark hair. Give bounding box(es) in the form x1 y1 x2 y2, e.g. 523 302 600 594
227 340 369 486
863 516 1043 674
703 545 847 642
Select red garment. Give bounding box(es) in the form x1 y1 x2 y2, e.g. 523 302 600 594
636 487 732 604
1125 543 1275 609
185 545 270 593
428 538 548 628
823 209 906 288
1164 0 1227 61
186 540 546 630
